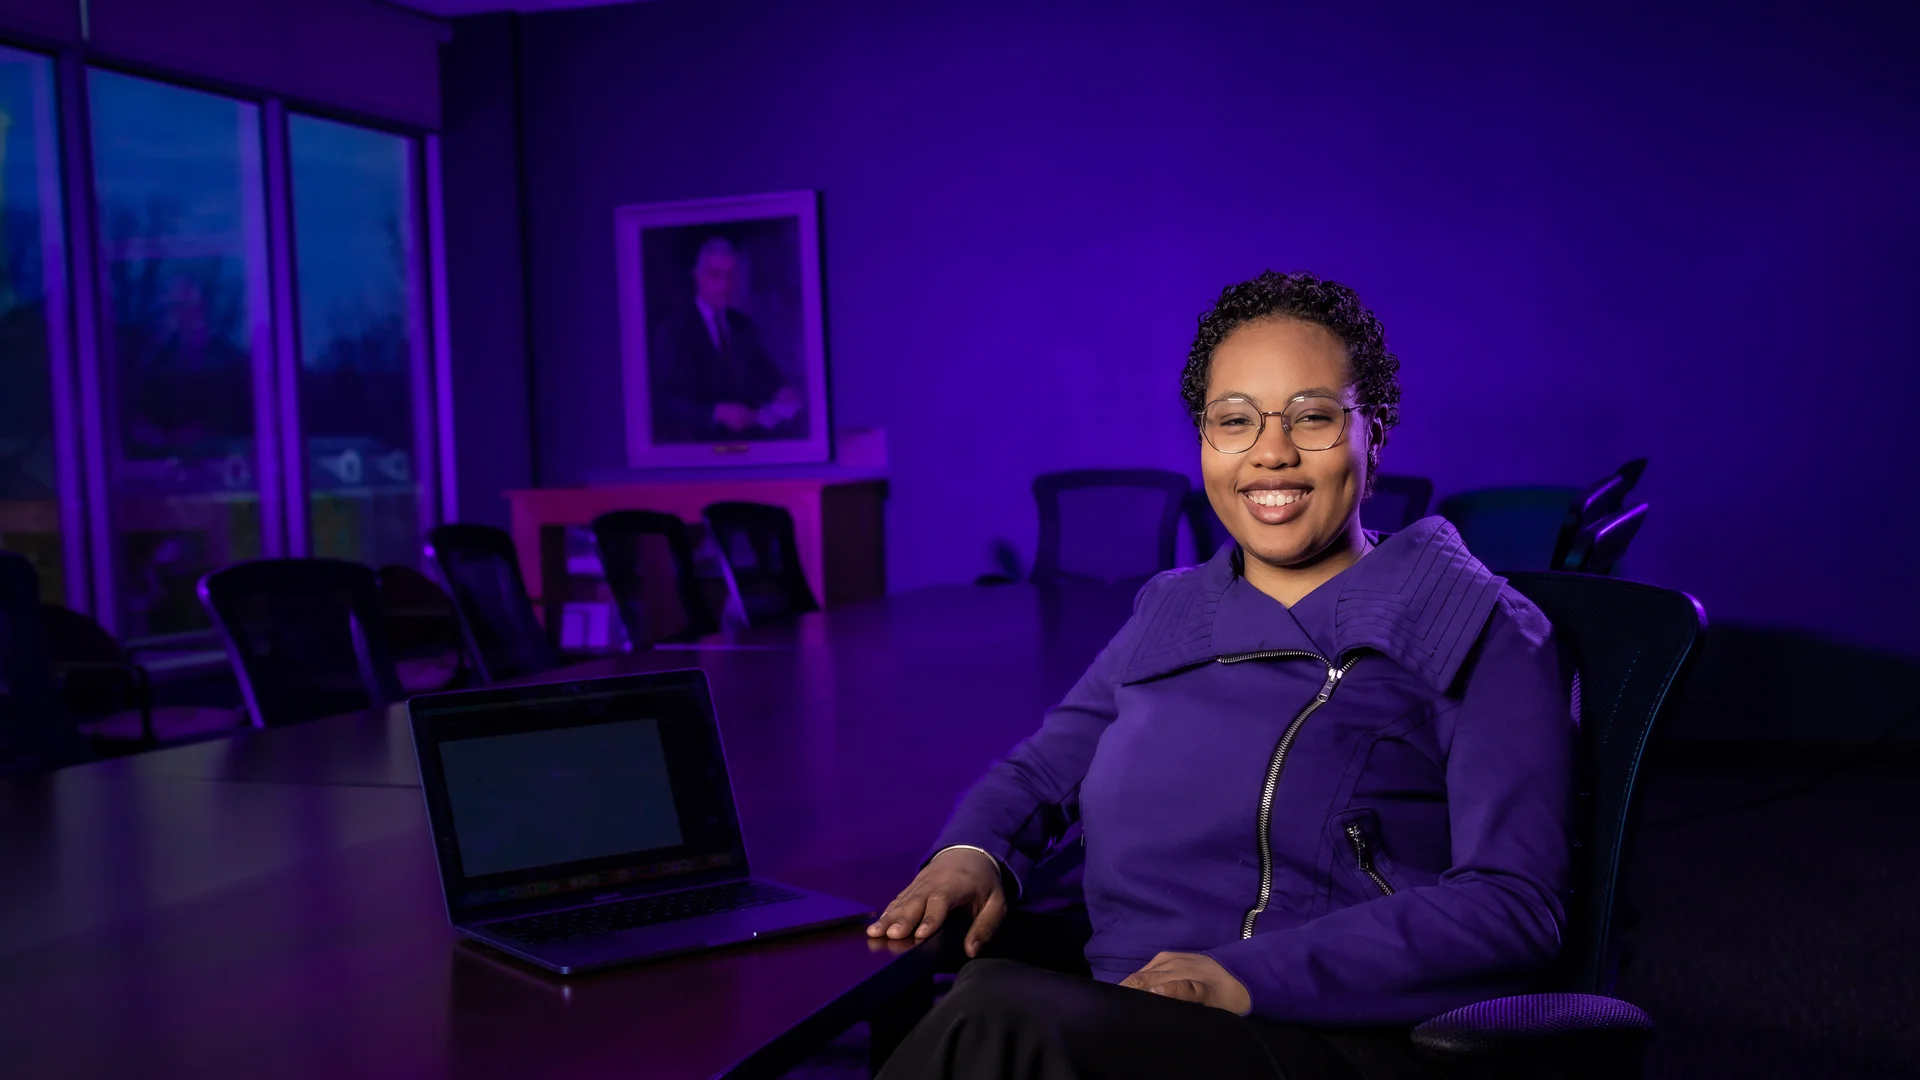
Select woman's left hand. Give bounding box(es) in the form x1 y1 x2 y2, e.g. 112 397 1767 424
1118 952 1252 1014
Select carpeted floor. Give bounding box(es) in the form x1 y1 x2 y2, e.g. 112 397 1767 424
780 751 1920 1079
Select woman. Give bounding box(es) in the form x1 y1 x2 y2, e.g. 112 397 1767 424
868 271 1576 1079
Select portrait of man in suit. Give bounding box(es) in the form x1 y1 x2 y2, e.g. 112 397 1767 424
646 236 804 445
618 192 828 467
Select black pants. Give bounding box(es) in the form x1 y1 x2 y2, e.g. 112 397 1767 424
876 959 1456 1080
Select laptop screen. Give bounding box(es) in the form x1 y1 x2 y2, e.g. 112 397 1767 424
410 670 749 918
438 718 684 877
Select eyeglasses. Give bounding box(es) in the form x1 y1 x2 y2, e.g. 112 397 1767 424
1199 395 1370 455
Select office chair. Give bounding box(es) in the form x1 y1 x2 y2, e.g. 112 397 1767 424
377 564 468 694
425 524 559 683
702 502 819 627
0 552 88 774
198 559 405 728
1363 473 1436 535
1551 460 1648 572
1180 489 1235 567
1557 504 1650 578
591 510 718 646
1407 571 1705 1077
43 603 245 749
1436 486 1584 573
1031 469 1189 584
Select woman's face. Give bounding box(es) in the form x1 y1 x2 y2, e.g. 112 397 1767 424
1201 318 1376 574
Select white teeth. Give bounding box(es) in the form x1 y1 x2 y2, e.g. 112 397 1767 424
1246 489 1306 508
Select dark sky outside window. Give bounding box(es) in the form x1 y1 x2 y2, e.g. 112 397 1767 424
89 69 266 635
290 113 422 567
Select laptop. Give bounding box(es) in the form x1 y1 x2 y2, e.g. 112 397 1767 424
409 669 872 974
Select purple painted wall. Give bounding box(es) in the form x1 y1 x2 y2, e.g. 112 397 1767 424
509 0 1919 659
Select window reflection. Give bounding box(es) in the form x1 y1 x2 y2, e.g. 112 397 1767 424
0 47 66 601
89 70 266 636
289 114 423 568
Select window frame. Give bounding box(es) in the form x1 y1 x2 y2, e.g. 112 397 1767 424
1 33 450 638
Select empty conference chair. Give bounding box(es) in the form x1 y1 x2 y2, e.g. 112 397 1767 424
1031 469 1189 584
0 552 88 774
1551 459 1648 571
377 564 468 694
44 602 245 749
702 502 819 627
199 559 404 728
591 510 717 646
1558 503 1650 577
1436 486 1583 573
425 524 559 684
1361 473 1435 535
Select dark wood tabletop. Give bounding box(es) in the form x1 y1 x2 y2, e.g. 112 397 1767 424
0 582 1137 1080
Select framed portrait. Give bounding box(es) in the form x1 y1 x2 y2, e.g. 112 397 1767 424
613 191 830 467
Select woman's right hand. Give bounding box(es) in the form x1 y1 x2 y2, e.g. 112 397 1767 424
865 847 1008 958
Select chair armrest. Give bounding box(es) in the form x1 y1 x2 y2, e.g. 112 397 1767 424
1411 993 1652 1073
53 661 155 742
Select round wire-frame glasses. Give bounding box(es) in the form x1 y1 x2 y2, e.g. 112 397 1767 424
1199 394 1372 454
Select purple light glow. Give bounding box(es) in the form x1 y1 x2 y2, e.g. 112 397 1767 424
455 0 1918 659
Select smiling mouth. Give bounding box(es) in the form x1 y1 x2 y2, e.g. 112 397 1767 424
1240 487 1313 525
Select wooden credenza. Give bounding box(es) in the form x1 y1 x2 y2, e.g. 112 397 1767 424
504 475 888 625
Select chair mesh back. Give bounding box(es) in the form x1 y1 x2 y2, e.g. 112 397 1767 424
1362 474 1435 534
0 552 82 771
1436 486 1580 572
1054 487 1173 581
1033 469 1189 584
702 503 818 626
427 525 557 684
592 511 716 646
199 559 403 728
1504 572 1705 994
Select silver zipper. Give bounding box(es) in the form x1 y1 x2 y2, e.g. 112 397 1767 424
1216 649 1323 665
1231 651 1362 938
1345 821 1395 896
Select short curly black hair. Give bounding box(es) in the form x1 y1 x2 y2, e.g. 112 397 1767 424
1181 271 1402 435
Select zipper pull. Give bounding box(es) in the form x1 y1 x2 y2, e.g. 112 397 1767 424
1314 666 1342 703
1345 821 1374 871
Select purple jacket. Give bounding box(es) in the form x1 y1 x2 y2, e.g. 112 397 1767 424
931 517 1576 1025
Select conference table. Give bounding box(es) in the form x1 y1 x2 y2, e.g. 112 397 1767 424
0 582 1139 1079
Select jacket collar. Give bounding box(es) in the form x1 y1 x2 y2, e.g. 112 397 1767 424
1117 517 1505 694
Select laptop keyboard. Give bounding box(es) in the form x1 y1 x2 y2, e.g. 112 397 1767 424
489 880 804 945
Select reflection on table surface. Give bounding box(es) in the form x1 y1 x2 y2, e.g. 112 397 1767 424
0 581 1137 1080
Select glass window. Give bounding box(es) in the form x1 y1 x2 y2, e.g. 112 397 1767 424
0 47 68 601
288 114 424 568
89 71 268 637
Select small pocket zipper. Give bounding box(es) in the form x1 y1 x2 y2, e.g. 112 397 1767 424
1344 820 1396 896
